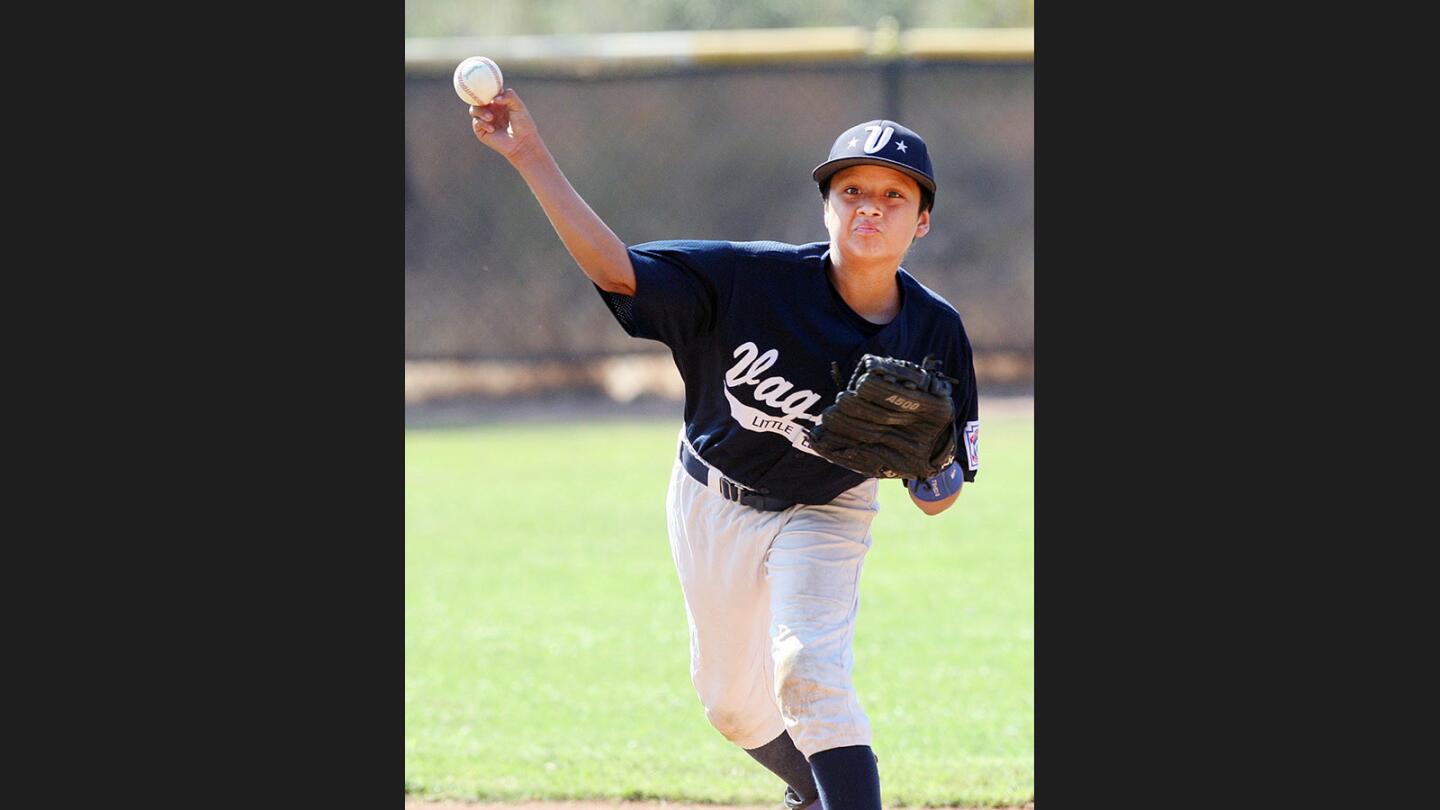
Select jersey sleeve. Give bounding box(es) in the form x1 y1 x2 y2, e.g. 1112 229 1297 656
593 240 735 348
943 327 981 483
952 351 980 482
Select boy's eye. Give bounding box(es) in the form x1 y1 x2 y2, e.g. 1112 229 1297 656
886 190 903 198
844 186 860 194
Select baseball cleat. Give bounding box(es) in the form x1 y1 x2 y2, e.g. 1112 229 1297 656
782 786 818 810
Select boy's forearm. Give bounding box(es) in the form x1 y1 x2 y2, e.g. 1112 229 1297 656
510 146 636 295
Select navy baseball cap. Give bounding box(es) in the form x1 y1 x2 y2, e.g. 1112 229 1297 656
812 120 936 199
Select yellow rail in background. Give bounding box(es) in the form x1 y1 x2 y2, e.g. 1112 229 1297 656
405 26 1034 75
900 28 1034 60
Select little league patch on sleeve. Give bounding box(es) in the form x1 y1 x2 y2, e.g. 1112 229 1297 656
963 420 980 471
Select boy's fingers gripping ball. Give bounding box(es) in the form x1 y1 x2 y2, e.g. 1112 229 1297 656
454 56 503 106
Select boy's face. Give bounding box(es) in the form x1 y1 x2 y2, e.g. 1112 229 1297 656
823 164 931 264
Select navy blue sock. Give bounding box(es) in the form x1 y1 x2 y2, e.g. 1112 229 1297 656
744 731 819 806
808 745 881 810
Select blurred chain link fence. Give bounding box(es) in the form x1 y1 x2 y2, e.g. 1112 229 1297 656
406 47 1031 398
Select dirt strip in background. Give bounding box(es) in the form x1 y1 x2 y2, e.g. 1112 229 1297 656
405 803 1034 810
405 393 1031 429
404 354 1034 407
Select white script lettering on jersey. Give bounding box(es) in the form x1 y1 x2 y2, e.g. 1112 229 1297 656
724 342 824 421
723 341 826 456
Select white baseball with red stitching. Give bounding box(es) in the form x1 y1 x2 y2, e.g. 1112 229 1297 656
453 56 503 105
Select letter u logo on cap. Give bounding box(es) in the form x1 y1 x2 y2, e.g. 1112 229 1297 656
862 125 895 154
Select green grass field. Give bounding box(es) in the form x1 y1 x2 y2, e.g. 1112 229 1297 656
405 412 1033 806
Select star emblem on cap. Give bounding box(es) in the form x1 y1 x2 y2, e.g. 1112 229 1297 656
847 137 859 148
895 140 908 153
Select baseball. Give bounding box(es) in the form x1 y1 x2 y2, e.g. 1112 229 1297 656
454 56 503 106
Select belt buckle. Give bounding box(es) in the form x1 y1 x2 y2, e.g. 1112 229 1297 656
683 443 775 508
719 477 746 502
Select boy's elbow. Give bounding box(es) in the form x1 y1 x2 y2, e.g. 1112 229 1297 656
592 257 636 296
599 277 636 296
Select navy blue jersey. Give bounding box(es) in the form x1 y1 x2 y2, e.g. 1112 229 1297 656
596 239 980 505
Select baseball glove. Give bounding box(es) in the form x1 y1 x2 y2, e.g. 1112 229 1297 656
806 354 958 480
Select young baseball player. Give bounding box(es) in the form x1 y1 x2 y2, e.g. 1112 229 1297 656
471 89 979 810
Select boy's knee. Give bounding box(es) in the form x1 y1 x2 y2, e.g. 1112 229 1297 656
702 705 778 746
695 678 777 745
773 638 827 707
703 706 748 740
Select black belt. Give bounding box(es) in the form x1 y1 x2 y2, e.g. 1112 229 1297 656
679 443 797 512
